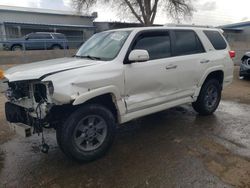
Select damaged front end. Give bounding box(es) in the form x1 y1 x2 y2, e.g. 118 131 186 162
5 80 55 134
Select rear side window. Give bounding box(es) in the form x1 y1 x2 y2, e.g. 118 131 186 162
174 30 205 56
41 34 53 39
203 30 227 50
28 34 52 39
53 34 66 39
132 32 171 60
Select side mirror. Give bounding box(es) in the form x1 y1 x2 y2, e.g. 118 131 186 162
128 49 149 63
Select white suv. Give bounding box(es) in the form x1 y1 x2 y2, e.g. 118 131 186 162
3 26 234 162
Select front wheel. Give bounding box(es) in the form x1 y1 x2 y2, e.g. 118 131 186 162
57 104 116 162
192 79 222 115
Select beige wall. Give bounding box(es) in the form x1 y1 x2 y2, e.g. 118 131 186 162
0 49 76 65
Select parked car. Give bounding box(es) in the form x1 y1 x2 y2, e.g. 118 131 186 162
240 52 250 79
3 26 234 162
3 32 69 51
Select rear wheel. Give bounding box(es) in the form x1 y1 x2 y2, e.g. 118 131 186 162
57 104 116 162
192 79 222 115
11 45 22 51
52 45 62 50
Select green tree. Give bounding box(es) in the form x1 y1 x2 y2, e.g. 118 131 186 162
72 0 194 26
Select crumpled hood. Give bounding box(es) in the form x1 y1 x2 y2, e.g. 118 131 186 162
4 57 99 82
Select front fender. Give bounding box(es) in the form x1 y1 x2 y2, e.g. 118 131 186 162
72 85 127 116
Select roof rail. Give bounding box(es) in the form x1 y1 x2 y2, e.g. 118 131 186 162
164 23 214 28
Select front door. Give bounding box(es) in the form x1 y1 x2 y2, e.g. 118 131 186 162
124 30 180 113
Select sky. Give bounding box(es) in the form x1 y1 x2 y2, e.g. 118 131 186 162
0 0 249 26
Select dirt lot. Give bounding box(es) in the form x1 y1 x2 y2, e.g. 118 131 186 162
0 66 250 188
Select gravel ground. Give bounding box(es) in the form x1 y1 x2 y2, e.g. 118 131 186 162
0 66 250 188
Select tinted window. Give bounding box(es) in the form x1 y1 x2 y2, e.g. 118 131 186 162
133 32 171 60
203 30 227 50
174 30 205 56
28 33 52 39
42 34 52 39
27 34 38 39
53 34 66 39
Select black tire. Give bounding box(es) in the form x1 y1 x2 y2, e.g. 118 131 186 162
192 79 222 116
57 104 116 162
11 45 22 51
56 124 65 153
51 45 62 50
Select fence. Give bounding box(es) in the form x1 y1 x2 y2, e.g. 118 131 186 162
0 33 249 65
0 35 84 65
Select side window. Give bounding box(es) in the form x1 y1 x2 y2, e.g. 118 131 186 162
132 32 171 60
28 34 38 39
42 34 53 39
28 34 52 39
203 30 227 50
53 34 66 39
174 30 205 56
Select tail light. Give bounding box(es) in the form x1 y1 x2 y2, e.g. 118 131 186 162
229 50 235 59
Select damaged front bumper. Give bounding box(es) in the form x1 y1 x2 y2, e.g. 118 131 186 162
4 80 55 132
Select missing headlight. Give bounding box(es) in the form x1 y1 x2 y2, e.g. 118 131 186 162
48 81 54 95
34 83 47 103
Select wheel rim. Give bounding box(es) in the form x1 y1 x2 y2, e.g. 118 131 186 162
13 46 22 51
73 115 107 152
53 46 60 50
205 85 218 110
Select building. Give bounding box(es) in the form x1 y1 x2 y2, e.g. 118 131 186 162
0 5 97 48
219 21 250 64
220 21 250 44
94 22 144 32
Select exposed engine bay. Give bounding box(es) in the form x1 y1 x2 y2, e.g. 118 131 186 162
4 80 57 152
4 80 55 133
5 81 53 119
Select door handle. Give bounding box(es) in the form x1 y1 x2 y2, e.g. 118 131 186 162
200 59 210 64
166 64 177 70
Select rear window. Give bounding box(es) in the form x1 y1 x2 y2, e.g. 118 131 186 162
53 33 66 39
174 30 205 56
203 30 227 50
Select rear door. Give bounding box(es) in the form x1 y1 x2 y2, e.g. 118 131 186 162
169 29 208 98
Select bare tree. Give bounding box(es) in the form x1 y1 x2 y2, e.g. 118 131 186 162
72 0 194 26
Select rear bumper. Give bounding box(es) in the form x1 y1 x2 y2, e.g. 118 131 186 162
2 44 10 50
240 70 250 76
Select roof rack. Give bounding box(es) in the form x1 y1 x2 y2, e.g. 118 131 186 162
164 23 214 28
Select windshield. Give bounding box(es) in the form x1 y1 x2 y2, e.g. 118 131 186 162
76 31 131 61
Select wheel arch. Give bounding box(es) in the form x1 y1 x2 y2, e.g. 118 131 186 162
11 43 22 50
72 86 126 123
193 68 224 100
198 68 224 88
51 44 62 49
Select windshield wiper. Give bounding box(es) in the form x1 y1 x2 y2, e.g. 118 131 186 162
74 55 102 60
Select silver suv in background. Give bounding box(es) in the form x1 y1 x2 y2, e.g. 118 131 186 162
3 32 69 51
